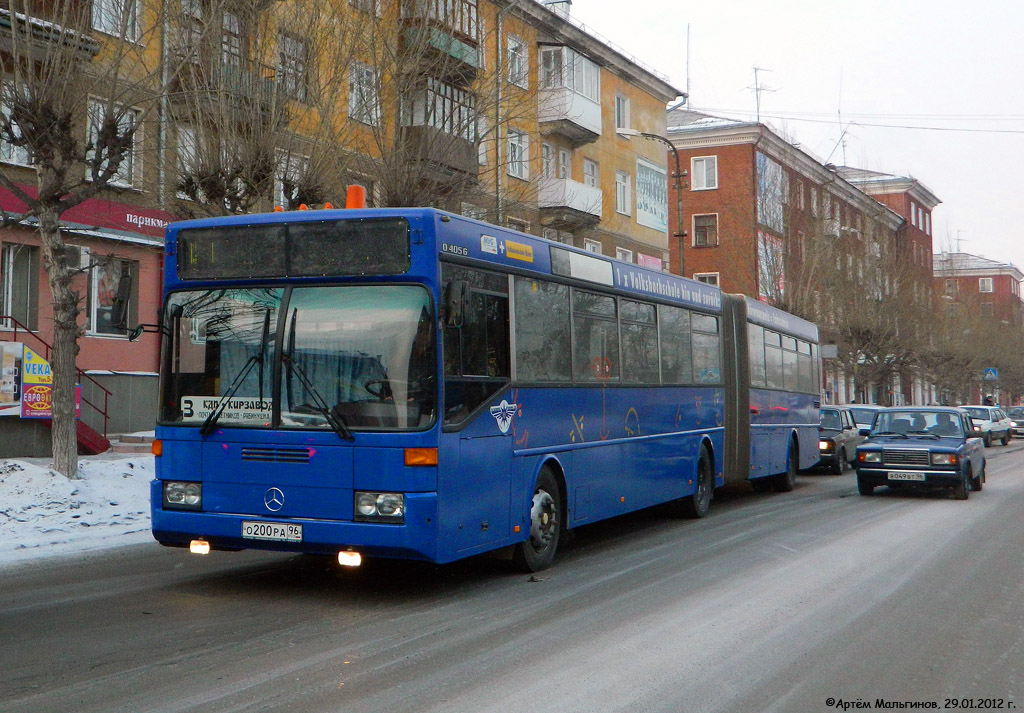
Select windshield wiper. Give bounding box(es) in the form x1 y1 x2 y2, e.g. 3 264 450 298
871 431 908 438
283 309 355 442
200 309 271 438
906 430 940 438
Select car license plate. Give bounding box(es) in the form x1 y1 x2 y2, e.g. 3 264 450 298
242 521 302 542
888 472 926 482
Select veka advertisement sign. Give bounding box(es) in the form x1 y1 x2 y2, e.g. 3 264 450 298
0 343 80 419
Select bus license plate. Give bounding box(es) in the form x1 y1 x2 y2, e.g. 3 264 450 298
242 521 302 542
888 472 926 481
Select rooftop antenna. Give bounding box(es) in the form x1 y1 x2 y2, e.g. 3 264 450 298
685 23 691 104
748 66 776 123
956 229 968 252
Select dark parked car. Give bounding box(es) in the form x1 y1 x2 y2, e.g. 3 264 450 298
817 406 864 474
840 403 886 431
1008 407 1024 437
855 407 985 499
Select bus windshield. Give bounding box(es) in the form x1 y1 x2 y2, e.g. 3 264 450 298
160 285 436 431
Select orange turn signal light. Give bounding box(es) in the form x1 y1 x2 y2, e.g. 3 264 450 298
152 439 163 457
404 447 438 466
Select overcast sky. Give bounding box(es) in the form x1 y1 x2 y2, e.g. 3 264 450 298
570 0 1024 270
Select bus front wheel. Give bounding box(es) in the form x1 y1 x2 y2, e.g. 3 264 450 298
512 469 562 572
773 441 798 492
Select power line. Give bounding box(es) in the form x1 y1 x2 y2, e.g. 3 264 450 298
694 109 1024 134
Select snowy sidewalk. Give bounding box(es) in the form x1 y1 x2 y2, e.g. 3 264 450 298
0 453 154 568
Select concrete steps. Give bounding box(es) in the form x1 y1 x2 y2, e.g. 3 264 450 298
107 432 156 454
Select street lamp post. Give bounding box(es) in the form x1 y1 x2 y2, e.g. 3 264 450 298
616 128 687 277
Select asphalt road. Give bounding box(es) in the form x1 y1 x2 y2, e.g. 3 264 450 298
4 442 1024 713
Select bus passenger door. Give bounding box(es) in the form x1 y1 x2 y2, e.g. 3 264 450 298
440 265 512 556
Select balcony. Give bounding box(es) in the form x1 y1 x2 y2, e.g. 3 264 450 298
400 125 478 179
538 87 601 147
0 8 99 61
538 177 602 229
168 61 279 119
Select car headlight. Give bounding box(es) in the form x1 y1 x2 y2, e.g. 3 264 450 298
354 492 405 523
931 453 958 466
858 452 882 463
163 481 202 511
818 440 834 452
1013 421 1020 427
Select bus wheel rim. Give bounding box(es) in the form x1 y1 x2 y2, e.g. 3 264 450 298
529 490 557 551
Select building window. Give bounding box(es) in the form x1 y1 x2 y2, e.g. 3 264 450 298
693 214 719 247
275 152 308 208
507 35 528 88
221 11 242 66
694 272 719 286
614 170 630 215
539 46 563 89
461 203 486 221
278 34 309 102
1 243 39 330
979 277 994 293
616 247 633 263
170 0 204 63
584 239 601 254
925 213 931 235
583 158 598 187
507 217 530 233
93 0 139 40
541 142 554 178
402 78 476 141
1 84 30 167
349 62 380 125
614 95 629 130
176 125 197 200
508 129 528 180
691 156 718 190
402 0 478 39
558 148 570 179
88 258 138 337
86 99 139 188
350 0 377 14
539 46 599 101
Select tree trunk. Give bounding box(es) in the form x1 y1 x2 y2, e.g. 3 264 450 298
37 205 80 478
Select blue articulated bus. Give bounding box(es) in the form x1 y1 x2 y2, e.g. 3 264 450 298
151 207 819 571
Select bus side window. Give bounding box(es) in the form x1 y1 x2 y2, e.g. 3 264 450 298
658 305 692 385
514 278 571 383
441 264 510 426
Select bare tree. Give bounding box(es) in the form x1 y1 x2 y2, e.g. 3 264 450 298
0 0 178 475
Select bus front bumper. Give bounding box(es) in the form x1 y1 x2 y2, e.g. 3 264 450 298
151 481 440 562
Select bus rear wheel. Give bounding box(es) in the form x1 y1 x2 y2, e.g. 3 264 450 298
773 441 798 492
512 469 562 572
672 445 713 518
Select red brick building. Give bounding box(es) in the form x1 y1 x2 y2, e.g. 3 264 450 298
933 252 1024 326
664 108 941 406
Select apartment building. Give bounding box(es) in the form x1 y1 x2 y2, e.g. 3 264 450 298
664 108 943 406
933 252 1024 326
0 0 680 453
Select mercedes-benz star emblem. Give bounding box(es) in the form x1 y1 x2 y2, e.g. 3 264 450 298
264 487 285 512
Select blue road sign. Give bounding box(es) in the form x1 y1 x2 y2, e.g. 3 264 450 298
983 367 999 381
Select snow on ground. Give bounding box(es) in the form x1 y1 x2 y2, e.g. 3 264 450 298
0 450 154 569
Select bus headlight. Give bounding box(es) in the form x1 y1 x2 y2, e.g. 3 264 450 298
859 452 882 463
354 492 405 523
164 481 202 510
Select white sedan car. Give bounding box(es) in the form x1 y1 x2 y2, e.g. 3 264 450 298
963 405 1013 446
